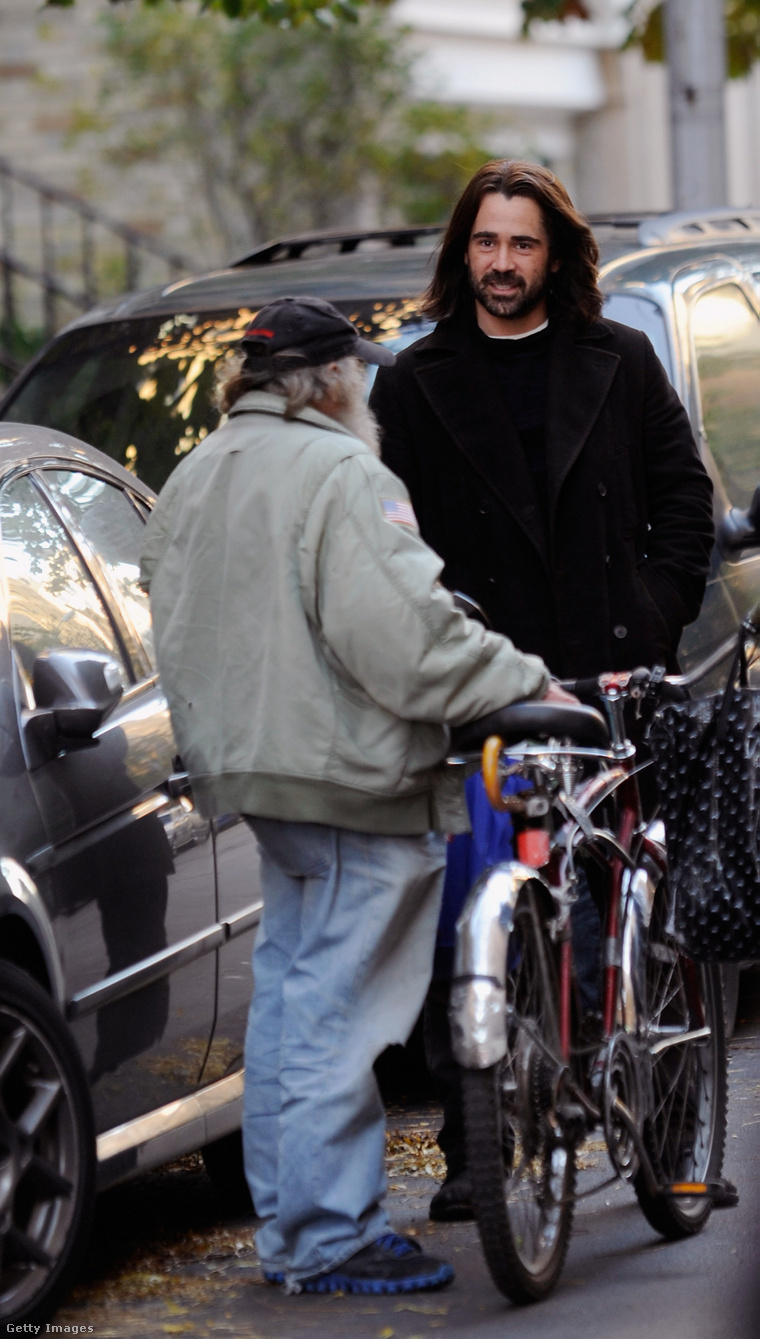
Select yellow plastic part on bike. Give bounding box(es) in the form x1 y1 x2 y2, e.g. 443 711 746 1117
482 735 509 811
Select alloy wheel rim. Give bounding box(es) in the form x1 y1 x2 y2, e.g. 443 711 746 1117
0 1003 79 1318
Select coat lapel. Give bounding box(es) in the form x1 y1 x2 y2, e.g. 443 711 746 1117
545 322 621 525
413 331 549 567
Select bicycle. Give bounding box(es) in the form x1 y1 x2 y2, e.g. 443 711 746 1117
446 663 738 1305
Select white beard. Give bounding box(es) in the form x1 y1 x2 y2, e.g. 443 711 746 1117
319 358 382 456
334 397 382 456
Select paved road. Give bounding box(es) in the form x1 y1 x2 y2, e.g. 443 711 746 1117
51 970 760 1339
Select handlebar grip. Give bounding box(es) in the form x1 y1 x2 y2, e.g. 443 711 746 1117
558 676 601 705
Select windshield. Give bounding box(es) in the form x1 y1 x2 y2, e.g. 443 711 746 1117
3 299 427 492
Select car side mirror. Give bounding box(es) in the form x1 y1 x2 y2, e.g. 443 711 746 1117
24 649 124 762
717 484 760 559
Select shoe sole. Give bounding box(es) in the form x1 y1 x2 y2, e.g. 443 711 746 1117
300 1264 454 1295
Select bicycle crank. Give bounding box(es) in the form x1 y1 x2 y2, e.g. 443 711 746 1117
602 1032 645 1179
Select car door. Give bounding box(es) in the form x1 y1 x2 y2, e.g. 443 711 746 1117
40 466 262 1091
678 280 760 688
0 466 218 1134
200 813 262 1085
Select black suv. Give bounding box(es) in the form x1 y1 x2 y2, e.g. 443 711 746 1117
3 207 760 691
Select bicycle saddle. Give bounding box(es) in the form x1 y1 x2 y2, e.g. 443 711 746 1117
449 701 610 753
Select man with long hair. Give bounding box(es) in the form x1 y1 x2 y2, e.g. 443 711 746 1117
370 160 714 1222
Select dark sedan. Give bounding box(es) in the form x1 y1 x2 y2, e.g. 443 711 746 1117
0 425 260 1325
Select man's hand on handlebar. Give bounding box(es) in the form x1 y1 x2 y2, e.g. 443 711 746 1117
542 679 579 705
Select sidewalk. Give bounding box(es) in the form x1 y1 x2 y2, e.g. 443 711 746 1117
51 971 760 1339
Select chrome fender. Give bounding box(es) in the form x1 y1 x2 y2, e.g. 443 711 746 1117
620 823 665 1033
449 861 551 1069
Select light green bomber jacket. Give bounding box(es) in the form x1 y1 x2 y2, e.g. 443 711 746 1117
139 391 550 835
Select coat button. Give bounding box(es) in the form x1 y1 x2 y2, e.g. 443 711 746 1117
488 576 496 584
613 624 627 639
598 482 607 497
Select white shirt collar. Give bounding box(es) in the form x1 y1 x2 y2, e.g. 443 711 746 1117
485 319 549 342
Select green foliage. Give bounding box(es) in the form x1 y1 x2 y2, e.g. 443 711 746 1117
389 102 501 225
521 0 588 33
525 1 760 79
87 3 493 249
47 0 368 25
627 2 760 78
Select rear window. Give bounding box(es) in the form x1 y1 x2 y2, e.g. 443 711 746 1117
2 299 425 492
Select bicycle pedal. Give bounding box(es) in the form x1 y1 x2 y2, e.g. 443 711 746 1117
661 1179 739 1208
556 1103 588 1145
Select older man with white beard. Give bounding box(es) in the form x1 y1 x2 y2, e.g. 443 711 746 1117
140 296 569 1299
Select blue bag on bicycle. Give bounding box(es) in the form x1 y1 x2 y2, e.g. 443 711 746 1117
434 771 527 977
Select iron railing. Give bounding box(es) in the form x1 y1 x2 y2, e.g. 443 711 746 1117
0 155 192 380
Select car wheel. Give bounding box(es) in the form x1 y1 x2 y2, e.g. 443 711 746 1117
0 961 95 1325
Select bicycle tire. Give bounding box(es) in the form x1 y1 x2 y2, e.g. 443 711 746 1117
462 888 575 1304
633 878 728 1239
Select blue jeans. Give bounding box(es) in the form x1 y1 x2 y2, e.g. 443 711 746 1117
242 818 446 1284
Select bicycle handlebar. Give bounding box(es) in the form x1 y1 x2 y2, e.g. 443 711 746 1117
558 668 687 705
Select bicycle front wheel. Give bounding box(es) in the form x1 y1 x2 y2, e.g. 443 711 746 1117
462 887 575 1304
634 877 728 1238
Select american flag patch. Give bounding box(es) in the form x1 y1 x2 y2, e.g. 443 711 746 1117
381 498 418 529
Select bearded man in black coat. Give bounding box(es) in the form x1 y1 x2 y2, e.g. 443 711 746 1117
370 161 713 678
369 159 715 1221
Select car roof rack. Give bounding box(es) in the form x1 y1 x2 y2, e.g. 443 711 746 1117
636 208 760 247
230 225 443 267
229 209 760 271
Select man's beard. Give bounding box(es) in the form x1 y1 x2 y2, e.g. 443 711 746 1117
468 264 550 322
323 358 382 455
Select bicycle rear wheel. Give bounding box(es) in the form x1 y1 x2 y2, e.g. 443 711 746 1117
462 886 575 1304
634 876 727 1238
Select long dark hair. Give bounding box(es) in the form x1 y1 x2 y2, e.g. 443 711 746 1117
422 159 603 327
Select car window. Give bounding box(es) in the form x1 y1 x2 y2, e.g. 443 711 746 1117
42 470 155 672
0 474 131 699
2 300 427 492
364 320 434 394
602 294 674 384
693 284 760 508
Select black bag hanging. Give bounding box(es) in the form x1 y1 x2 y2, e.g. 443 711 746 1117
648 619 760 962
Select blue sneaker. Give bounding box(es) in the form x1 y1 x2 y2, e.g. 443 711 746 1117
264 1270 285 1284
294 1233 454 1295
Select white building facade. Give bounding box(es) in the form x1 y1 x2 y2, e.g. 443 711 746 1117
396 0 760 215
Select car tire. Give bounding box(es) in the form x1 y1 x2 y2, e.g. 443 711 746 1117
0 961 95 1325
202 1130 253 1214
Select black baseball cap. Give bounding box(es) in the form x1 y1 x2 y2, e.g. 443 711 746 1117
240 296 395 368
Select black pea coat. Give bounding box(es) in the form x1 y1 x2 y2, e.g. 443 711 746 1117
369 312 715 679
